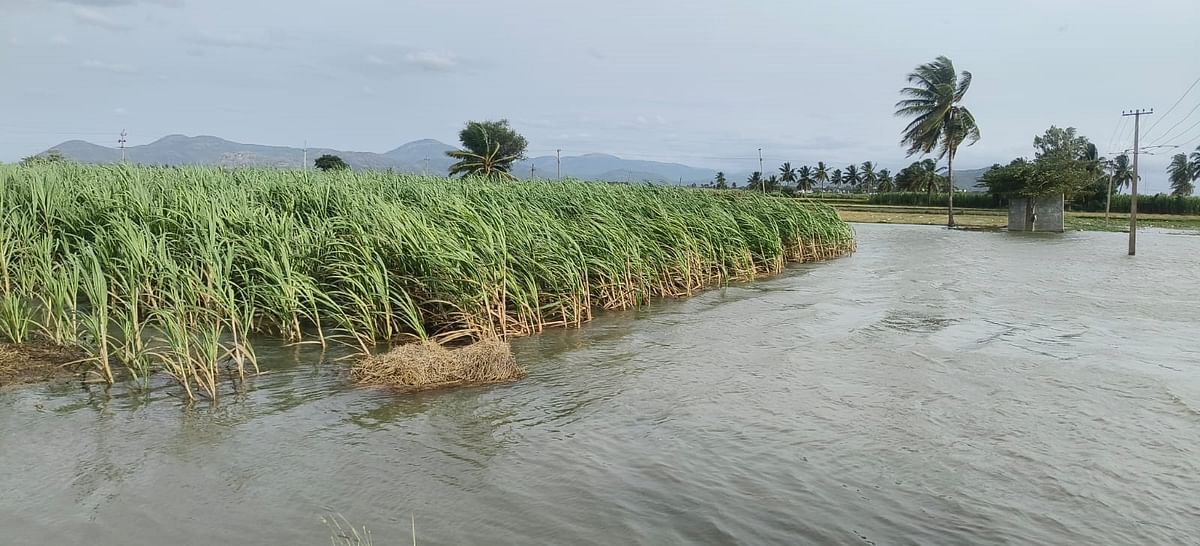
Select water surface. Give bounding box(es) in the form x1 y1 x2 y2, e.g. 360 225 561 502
2 224 1197 545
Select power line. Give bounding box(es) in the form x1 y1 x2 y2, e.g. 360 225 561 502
1142 74 1200 140
1148 99 1200 146
1154 116 1200 148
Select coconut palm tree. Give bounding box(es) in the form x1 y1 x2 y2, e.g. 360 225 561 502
814 162 829 191
831 169 843 191
796 166 815 192
1105 154 1134 219
877 169 894 192
1168 153 1194 196
844 164 862 192
447 138 520 179
778 162 798 187
895 56 981 227
861 161 878 193
746 171 764 191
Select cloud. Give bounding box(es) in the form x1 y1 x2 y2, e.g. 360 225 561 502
358 50 462 74
50 33 72 45
82 59 138 74
402 50 458 72
72 6 133 30
185 31 273 50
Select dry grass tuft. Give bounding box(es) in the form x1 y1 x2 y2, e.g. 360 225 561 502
350 339 525 390
0 342 84 388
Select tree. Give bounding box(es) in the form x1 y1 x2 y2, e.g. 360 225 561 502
895 159 943 194
714 171 728 190
1168 153 1194 196
765 174 780 192
877 169 894 192
831 169 843 191
778 162 797 187
746 171 764 190
314 154 349 171
20 149 66 166
861 161 878 193
796 166 815 192
895 56 981 227
1107 154 1134 219
1034 126 1090 160
980 157 1091 228
814 162 830 191
843 164 861 191
446 119 527 178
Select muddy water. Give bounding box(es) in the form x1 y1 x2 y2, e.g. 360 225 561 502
1 224 1198 545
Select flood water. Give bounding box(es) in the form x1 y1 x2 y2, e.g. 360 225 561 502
2 223 1198 545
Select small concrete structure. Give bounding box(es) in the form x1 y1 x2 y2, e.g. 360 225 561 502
1008 195 1064 232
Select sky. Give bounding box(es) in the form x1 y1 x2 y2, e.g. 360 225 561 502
1 0 1199 191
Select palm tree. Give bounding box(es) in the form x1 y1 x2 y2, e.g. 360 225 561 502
746 171 764 190
844 164 862 192
765 174 780 193
895 56 981 227
1168 153 1194 196
861 161 878 193
796 166 815 192
831 169 843 191
814 162 829 191
778 162 798 188
447 137 520 179
877 169 894 192
1107 153 1133 219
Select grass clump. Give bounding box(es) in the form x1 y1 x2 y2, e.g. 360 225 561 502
350 339 523 390
0 163 855 399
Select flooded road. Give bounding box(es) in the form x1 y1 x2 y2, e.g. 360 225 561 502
2 224 1198 545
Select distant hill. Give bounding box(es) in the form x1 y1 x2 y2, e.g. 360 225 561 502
953 167 990 191
39 134 994 188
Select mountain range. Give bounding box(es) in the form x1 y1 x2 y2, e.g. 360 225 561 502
38 134 988 189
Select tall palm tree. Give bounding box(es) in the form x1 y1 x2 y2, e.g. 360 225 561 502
1107 153 1134 219
778 162 798 187
814 162 829 191
831 169 843 191
766 174 780 193
1168 153 1194 196
877 169 894 192
895 56 981 227
860 161 878 193
797 166 815 192
844 164 862 192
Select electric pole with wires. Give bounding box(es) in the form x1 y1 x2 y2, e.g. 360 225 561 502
118 129 127 162
1122 109 1152 256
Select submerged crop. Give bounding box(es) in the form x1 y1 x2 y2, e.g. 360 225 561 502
0 163 854 399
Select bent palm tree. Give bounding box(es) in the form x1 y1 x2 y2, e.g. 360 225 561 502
1167 153 1194 196
895 56 981 227
877 169 894 192
860 161 877 193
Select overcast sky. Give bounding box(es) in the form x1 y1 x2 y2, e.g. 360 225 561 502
2 0 1198 190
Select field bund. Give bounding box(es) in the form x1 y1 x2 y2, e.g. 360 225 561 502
0 164 854 398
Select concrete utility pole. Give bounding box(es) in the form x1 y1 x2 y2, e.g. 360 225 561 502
530 163 535 179
423 157 429 176
758 148 764 192
1122 109 1152 256
303 140 308 171
118 129 127 162
556 149 561 179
